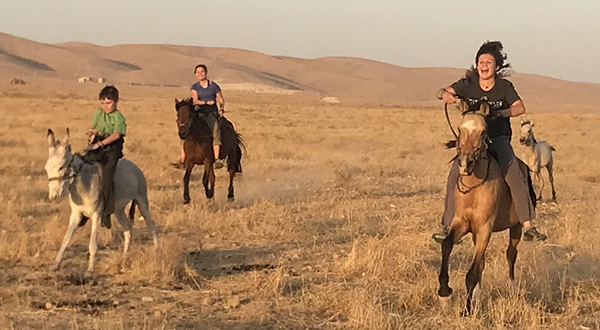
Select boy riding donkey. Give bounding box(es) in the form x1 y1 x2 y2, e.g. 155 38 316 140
85 85 126 229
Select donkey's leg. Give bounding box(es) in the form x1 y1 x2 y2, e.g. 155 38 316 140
546 161 557 202
183 163 194 204
85 211 101 277
227 168 235 202
114 208 132 257
52 209 82 271
438 220 469 301
464 225 492 316
506 223 522 280
137 198 160 249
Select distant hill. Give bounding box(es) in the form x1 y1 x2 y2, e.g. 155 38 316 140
2 32 600 107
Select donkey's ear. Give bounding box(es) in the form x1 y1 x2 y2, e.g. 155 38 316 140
62 128 70 146
47 129 56 147
480 102 490 116
458 100 469 113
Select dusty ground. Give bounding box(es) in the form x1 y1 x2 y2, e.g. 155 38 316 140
1 82 599 329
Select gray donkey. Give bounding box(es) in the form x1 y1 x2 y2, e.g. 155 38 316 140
45 128 159 277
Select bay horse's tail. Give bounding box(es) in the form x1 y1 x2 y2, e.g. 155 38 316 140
234 133 245 173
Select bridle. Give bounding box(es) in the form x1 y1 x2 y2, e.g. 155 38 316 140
455 111 492 194
48 153 84 183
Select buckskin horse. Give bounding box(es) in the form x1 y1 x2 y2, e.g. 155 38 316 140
437 101 536 315
175 98 244 204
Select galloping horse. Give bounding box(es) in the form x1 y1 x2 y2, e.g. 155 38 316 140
519 119 557 202
45 129 159 277
438 101 534 315
175 98 244 204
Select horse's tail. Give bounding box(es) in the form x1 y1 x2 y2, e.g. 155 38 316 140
234 133 245 173
129 200 137 223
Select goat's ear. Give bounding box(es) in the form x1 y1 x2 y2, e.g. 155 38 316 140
480 102 490 116
47 129 56 147
62 128 70 146
530 120 534 126
520 118 525 125
458 100 469 113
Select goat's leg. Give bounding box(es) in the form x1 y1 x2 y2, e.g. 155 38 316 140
547 161 557 202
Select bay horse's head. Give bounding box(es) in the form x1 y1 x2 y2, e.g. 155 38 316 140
175 98 194 139
45 128 74 201
457 100 490 176
519 119 534 146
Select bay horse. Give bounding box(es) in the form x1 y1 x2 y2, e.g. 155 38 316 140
45 129 159 277
175 98 244 204
438 101 534 315
519 119 557 202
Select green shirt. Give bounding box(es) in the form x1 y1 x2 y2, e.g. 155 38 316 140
90 108 127 137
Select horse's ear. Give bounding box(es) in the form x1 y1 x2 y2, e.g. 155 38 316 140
480 102 490 116
62 128 70 146
47 129 56 147
458 100 469 113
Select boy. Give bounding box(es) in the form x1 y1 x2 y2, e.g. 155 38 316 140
85 85 126 229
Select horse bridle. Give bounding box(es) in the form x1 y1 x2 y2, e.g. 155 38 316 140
48 153 84 183
455 111 492 194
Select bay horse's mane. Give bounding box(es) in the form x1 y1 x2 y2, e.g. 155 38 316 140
176 97 193 110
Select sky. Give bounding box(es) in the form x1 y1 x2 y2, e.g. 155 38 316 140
1 0 598 83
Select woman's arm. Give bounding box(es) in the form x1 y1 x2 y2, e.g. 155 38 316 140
191 89 205 105
437 87 458 104
500 99 525 117
216 91 225 113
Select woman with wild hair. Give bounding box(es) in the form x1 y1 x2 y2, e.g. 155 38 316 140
432 41 547 243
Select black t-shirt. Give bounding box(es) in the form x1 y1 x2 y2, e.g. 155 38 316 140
451 77 521 138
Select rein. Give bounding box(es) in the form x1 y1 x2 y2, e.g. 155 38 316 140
456 155 491 194
444 103 459 139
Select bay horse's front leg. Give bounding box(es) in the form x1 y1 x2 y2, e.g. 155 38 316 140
464 225 492 316
227 167 235 202
183 163 194 204
85 211 101 278
438 220 468 310
52 209 82 271
202 160 215 200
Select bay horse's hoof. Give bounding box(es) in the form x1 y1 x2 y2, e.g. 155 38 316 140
183 200 190 205
227 197 235 203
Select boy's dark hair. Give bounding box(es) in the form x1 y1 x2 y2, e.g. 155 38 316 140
99 85 119 101
466 41 512 80
194 64 208 74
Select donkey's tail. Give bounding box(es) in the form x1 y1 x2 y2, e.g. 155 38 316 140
129 200 137 222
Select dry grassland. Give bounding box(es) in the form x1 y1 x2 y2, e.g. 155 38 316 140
0 82 599 329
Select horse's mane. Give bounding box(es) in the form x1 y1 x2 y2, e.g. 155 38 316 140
176 97 193 109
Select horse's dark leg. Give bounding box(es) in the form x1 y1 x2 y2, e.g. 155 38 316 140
202 160 214 200
464 226 492 316
547 161 557 202
507 223 522 280
227 168 235 202
183 163 194 205
438 220 468 308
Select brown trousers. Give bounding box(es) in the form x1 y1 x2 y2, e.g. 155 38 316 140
441 136 536 227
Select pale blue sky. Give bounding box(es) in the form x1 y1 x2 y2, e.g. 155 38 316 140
1 0 598 83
